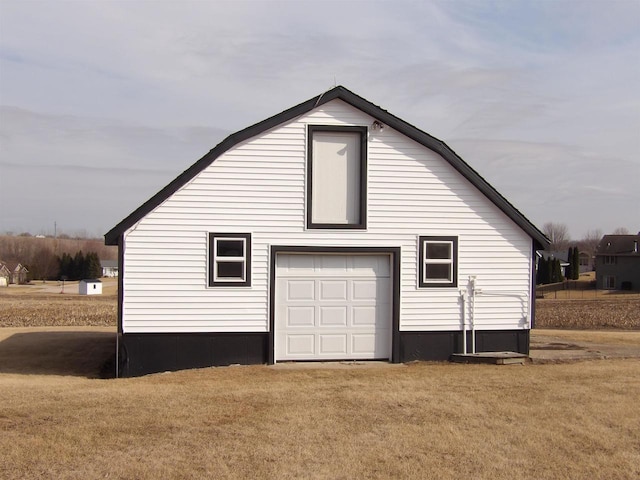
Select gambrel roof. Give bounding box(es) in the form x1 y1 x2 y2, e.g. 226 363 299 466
105 86 549 248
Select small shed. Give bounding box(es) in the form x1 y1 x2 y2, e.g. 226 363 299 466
79 279 102 295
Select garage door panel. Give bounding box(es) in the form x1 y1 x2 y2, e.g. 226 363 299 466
319 334 348 355
287 335 315 355
352 279 391 302
352 255 390 277
319 306 347 326
283 255 316 273
319 256 348 271
287 280 315 300
319 280 348 300
352 280 377 301
351 334 377 354
276 254 392 361
287 306 315 327
352 306 377 326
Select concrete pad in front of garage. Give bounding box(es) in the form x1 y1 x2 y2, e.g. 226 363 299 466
270 360 407 370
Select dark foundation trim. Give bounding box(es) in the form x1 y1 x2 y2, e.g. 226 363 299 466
399 329 530 362
118 328 529 377
118 332 268 377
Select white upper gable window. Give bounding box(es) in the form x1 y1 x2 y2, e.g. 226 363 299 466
307 125 367 229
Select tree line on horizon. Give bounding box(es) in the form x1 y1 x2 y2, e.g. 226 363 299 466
0 234 116 281
57 251 102 281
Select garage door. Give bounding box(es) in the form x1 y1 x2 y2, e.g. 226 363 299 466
275 254 392 361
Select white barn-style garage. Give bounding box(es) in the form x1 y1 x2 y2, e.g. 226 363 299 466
105 86 549 377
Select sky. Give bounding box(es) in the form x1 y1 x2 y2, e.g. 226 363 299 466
0 0 639 240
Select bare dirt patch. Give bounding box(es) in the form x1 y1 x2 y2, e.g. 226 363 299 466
531 329 640 363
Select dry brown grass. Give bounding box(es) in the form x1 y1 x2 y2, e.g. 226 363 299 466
536 298 640 329
0 351 638 480
0 279 117 327
534 328 640 347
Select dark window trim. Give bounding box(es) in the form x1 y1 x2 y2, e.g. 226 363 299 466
418 236 458 288
268 246 401 365
208 233 251 287
306 125 368 230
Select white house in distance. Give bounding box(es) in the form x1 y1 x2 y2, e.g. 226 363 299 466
100 259 119 277
105 86 549 377
79 279 102 295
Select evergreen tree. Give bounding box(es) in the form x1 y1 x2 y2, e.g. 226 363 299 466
85 252 102 278
537 256 548 285
58 253 72 279
551 259 563 283
572 246 580 280
566 247 574 280
72 251 85 280
536 257 543 285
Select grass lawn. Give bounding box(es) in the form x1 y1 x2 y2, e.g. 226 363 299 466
1 357 639 479
1 278 639 478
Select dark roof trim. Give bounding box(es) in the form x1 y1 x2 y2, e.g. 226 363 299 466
105 86 549 248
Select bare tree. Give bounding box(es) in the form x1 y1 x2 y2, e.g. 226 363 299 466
580 229 603 255
612 227 630 235
542 222 570 251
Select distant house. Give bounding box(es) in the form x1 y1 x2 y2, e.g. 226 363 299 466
7 263 29 285
595 234 640 290
0 263 10 287
101 259 119 277
578 251 593 273
79 279 102 295
538 251 571 277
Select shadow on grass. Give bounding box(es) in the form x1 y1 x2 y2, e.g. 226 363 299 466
0 331 116 378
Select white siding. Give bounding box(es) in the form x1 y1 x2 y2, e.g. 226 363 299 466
122 99 533 333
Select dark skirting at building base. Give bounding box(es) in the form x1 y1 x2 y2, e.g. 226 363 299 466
118 333 269 377
398 329 530 362
117 329 529 377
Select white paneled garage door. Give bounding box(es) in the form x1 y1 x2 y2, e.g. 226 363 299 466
275 254 392 361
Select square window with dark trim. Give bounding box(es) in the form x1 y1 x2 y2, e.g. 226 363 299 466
307 125 367 229
208 233 251 287
418 236 458 287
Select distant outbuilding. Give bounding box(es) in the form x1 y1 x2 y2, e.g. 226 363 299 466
100 259 119 277
79 279 102 295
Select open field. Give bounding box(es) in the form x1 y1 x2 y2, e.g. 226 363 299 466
0 278 117 327
535 298 640 329
1 278 639 478
0 336 638 479
534 272 640 329
2 276 639 331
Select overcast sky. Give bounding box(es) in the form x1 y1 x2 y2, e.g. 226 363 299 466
1 0 638 240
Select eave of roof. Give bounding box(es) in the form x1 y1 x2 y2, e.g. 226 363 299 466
105 86 550 249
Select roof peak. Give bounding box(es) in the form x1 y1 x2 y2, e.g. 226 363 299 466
105 87 549 248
